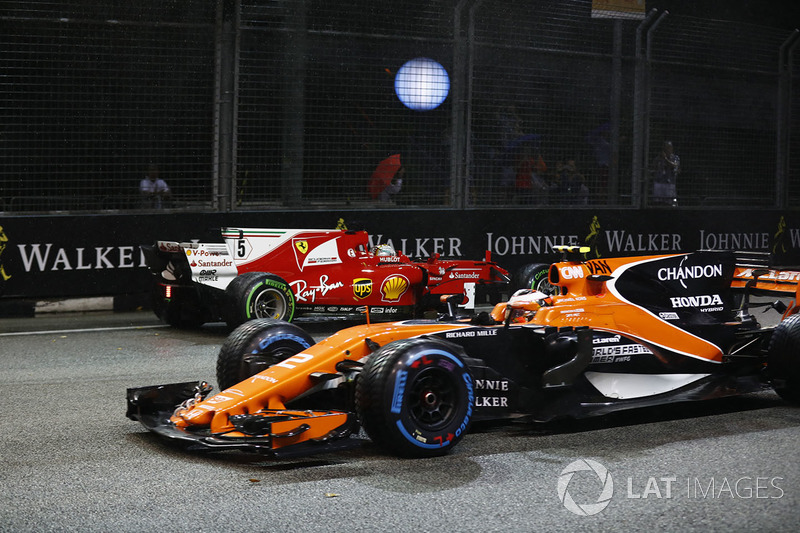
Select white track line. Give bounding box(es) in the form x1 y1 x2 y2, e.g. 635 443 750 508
0 324 170 337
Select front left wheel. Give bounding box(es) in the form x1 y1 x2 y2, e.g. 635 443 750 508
355 338 475 457
216 318 314 390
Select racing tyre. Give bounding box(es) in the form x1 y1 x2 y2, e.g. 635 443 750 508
767 313 800 405
355 338 474 457
513 263 555 295
224 272 295 328
216 318 314 390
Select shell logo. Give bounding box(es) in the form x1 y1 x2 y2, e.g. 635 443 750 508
380 275 409 302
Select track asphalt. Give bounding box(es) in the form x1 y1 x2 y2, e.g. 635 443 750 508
0 310 798 532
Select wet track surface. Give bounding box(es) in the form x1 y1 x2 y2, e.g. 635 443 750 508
1 310 799 532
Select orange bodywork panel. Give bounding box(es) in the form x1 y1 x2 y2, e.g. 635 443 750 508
213 410 351 450
531 255 726 362
171 320 472 443
497 253 799 365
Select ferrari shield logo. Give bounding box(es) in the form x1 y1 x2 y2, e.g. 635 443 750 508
353 278 373 299
293 237 342 271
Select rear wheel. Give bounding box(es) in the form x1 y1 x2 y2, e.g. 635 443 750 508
224 272 295 328
513 263 555 295
767 313 800 404
355 338 474 457
216 318 314 390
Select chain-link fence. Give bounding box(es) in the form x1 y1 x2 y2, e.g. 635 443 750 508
0 0 797 213
235 0 456 208
466 1 637 207
646 14 791 207
0 0 217 212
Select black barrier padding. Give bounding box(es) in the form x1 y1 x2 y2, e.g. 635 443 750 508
0 209 797 301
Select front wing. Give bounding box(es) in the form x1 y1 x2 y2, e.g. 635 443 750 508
126 381 361 457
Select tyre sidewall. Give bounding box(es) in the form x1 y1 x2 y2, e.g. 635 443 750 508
768 313 800 403
515 263 552 294
531 267 550 293
380 342 474 454
216 318 313 389
245 276 295 321
225 272 295 327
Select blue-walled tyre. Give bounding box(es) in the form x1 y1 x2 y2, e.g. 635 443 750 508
355 338 474 457
216 318 313 390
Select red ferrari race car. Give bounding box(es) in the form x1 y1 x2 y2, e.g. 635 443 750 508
140 227 513 328
127 248 800 458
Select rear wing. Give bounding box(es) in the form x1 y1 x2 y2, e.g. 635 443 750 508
732 266 800 295
730 251 800 296
141 240 238 290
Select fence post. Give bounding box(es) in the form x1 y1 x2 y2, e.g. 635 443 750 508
465 0 484 208
608 18 622 205
643 11 668 208
632 9 658 209
281 0 307 207
450 0 471 209
215 0 237 212
776 29 800 209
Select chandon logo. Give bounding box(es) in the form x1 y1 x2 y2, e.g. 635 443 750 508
658 264 723 282
657 259 722 290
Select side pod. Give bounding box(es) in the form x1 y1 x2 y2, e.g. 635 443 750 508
541 328 593 388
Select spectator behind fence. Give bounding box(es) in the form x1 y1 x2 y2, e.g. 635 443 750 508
514 144 549 205
139 164 171 208
368 153 404 203
553 159 589 205
586 122 611 203
651 141 680 206
495 105 523 202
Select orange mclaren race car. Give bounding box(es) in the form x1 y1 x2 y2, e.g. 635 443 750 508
127 247 800 458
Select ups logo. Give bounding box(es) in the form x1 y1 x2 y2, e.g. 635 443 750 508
353 278 373 299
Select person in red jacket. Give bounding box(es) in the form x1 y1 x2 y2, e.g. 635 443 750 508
369 153 404 203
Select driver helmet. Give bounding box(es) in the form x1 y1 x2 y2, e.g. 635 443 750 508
372 244 396 257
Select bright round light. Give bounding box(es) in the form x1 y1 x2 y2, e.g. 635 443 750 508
394 57 450 111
